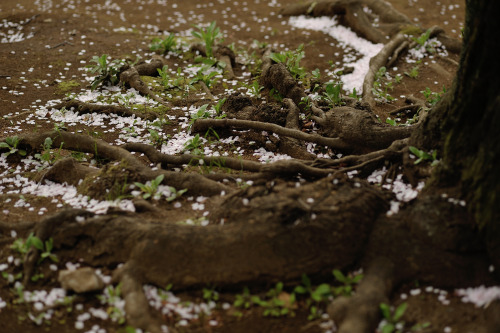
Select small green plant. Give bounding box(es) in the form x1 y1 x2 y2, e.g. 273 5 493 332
379 302 408 333
294 274 331 320
331 269 363 296
386 117 398 126
183 134 203 155
299 96 313 112
0 136 26 157
190 66 220 89
34 137 64 166
269 88 283 102
323 81 344 106
412 28 431 47
348 87 361 100
233 287 259 310
71 151 88 162
202 287 219 302
311 68 321 80
261 282 296 317
247 79 264 98
421 86 446 106
409 146 439 166
189 104 212 128
405 65 420 79
117 92 135 107
98 284 126 325
212 98 226 117
150 33 177 55
157 65 171 88
191 21 223 58
149 129 168 148
86 54 125 90
373 67 395 102
133 174 165 200
270 44 306 80
11 233 58 264
165 186 187 202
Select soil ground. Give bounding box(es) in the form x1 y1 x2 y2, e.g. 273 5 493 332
1 1 494 333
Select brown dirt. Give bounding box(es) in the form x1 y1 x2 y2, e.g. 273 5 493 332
2 1 495 333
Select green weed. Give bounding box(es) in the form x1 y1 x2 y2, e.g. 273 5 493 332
323 81 345 106
183 134 203 155
86 54 125 90
404 65 419 79
409 146 439 166
150 33 177 55
421 86 446 106
191 21 223 58
133 174 165 200
270 44 307 80
11 233 58 264
379 302 430 333
0 136 26 157
372 67 395 102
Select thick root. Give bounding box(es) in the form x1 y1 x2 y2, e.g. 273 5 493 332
328 257 395 333
53 100 158 121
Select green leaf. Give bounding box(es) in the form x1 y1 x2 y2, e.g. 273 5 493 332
393 302 407 321
379 303 391 319
332 269 347 283
30 236 44 251
352 274 363 283
294 285 307 294
0 142 10 148
381 323 395 333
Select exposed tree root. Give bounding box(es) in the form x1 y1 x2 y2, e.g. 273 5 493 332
318 107 413 151
40 177 388 289
280 0 411 44
328 257 395 333
52 100 158 121
119 269 169 333
23 209 94 284
362 33 407 107
17 131 232 196
310 138 408 177
122 142 262 172
191 118 353 151
190 43 236 79
261 63 308 111
35 157 99 186
120 58 167 106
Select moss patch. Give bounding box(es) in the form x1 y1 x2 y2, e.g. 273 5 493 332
56 80 81 94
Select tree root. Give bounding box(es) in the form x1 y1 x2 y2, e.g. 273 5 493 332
362 33 407 108
52 100 158 121
23 209 94 284
192 118 352 151
120 58 167 106
328 257 395 333
118 267 170 333
319 107 413 151
190 43 236 79
122 142 262 172
261 63 308 112
44 176 388 289
311 139 407 177
280 0 411 44
35 157 99 186
17 131 232 196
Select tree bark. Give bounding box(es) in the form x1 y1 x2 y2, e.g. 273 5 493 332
412 0 500 270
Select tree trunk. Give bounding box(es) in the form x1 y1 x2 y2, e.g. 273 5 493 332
412 0 500 270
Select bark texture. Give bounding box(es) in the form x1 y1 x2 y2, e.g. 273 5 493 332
412 0 500 271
